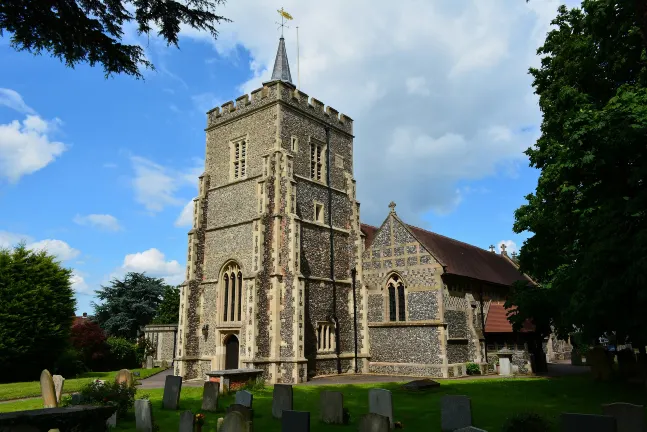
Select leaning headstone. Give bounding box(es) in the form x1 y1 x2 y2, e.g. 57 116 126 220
202 382 220 412
368 388 393 428
602 403 645 432
178 410 194 432
220 410 250 432
272 384 293 419
162 375 183 410
589 346 612 381
40 369 57 408
359 413 390 432
135 399 154 432
560 413 617 432
282 410 310 432
441 395 472 432
320 391 344 424
52 375 65 404
115 369 133 387
235 390 253 408
146 356 154 369
106 412 117 428
226 403 254 422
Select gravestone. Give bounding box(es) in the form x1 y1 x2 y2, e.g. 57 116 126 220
52 375 65 404
179 410 194 432
368 388 393 428
272 384 293 419
71 393 84 405
561 413 617 432
146 356 154 369
115 369 133 387
226 403 254 422
220 411 250 432
441 395 472 432
602 403 645 432
162 375 183 410
235 390 253 408
39 370 57 408
402 379 440 391
135 399 154 432
202 382 219 412
455 427 488 432
589 346 612 381
359 413 390 432
282 410 310 432
106 412 117 428
217 417 224 431
320 391 344 424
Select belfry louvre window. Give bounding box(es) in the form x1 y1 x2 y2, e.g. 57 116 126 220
310 141 325 181
387 274 406 321
317 322 335 353
221 262 243 322
232 139 247 180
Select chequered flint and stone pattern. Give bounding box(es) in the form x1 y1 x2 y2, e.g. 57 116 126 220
447 341 469 364
369 326 441 364
296 182 350 228
370 217 392 248
392 219 416 243
407 291 439 321
446 310 469 339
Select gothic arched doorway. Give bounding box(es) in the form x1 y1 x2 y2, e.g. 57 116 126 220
225 335 239 370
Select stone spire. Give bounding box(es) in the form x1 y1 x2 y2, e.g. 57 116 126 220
269 37 293 84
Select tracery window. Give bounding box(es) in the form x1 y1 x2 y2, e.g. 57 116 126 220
387 274 406 322
221 262 243 323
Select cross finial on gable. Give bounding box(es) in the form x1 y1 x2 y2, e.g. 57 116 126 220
489 245 495 253
500 243 507 255
388 201 396 213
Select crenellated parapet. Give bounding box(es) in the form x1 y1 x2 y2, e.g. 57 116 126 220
205 81 353 135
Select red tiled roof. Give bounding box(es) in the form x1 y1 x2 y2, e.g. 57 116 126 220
485 302 534 333
406 225 533 287
360 224 378 250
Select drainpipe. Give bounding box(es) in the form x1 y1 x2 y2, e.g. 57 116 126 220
352 267 358 373
479 285 488 363
171 325 178 371
325 125 342 375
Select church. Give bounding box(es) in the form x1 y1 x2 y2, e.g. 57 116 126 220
173 37 537 383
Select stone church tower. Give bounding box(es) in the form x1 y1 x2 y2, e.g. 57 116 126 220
175 37 368 384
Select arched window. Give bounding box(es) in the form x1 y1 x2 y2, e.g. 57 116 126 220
387 274 406 322
221 262 243 323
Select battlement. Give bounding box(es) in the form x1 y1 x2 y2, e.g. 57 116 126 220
206 81 353 132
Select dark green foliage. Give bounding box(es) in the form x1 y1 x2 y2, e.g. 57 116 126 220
466 362 481 375
0 244 76 383
52 347 87 378
135 336 157 366
510 0 647 346
93 272 165 340
78 380 136 419
502 412 553 432
152 285 180 324
106 337 138 370
0 0 230 78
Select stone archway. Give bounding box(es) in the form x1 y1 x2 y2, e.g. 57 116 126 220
225 334 239 370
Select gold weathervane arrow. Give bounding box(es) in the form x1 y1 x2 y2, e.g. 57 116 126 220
276 7 293 37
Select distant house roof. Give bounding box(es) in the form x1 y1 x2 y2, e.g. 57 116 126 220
360 222 533 287
485 302 535 333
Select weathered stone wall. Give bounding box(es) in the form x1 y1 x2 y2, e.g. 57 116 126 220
368 326 442 363
446 341 469 364
445 310 469 339
144 324 177 365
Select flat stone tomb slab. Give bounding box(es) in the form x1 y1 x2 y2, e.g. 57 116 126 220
441 395 472 432
560 413 617 432
206 369 264 393
401 379 440 391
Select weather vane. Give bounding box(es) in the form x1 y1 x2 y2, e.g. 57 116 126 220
276 7 293 38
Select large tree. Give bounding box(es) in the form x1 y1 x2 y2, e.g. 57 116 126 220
0 245 76 382
93 272 165 339
0 0 230 78
510 0 647 347
152 285 180 324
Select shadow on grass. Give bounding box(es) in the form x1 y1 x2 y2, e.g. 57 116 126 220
108 375 647 432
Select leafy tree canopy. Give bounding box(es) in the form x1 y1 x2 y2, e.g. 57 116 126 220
511 0 647 345
152 285 180 324
0 244 76 382
0 0 230 78
93 272 165 339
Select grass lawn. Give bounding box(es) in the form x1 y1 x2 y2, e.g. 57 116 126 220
0 368 164 402
1 375 647 430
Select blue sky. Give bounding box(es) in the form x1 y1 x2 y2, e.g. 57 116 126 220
0 0 578 314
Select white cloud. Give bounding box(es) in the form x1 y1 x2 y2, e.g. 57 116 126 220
27 239 80 261
119 248 185 285
70 272 90 294
73 214 123 232
130 156 202 213
496 239 518 255
0 230 30 249
175 200 195 228
405 77 430 96
0 88 36 114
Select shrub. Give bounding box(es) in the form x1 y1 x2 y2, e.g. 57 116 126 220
242 377 266 392
52 347 87 378
106 337 138 370
135 336 157 366
79 380 136 419
466 362 481 375
502 412 552 432
70 319 109 371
